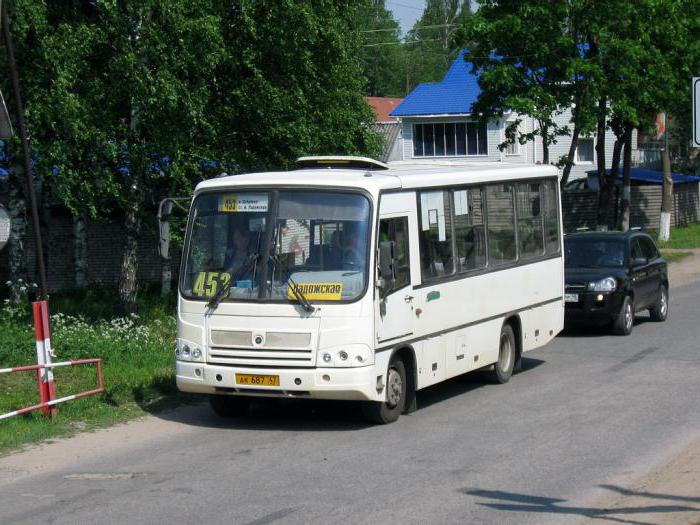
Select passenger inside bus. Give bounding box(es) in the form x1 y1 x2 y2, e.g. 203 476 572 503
224 220 253 273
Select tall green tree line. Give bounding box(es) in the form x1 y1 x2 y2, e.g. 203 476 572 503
1 0 381 309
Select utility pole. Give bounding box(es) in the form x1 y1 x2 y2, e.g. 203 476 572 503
659 113 673 242
2 0 49 297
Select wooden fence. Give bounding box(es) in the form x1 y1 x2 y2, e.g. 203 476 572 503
562 183 700 232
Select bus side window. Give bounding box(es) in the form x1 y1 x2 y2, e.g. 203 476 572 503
419 190 454 280
379 217 411 291
453 187 486 272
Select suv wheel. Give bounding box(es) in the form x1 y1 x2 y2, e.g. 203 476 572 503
649 285 669 322
613 295 634 336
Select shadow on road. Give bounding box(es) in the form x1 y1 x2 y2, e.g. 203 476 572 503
143 357 545 432
461 487 700 525
559 315 652 339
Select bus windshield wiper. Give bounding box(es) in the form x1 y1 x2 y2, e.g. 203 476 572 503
269 255 315 313
207 253 259 310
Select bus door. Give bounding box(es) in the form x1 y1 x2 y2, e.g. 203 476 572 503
376 210 417 344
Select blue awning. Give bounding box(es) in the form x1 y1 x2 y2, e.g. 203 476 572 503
587 167 700 185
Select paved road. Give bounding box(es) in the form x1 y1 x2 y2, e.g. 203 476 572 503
2 282 700 525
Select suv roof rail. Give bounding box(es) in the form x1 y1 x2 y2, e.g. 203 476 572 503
296 156 389 171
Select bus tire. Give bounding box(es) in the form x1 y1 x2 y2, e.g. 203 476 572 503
362 357 406 424
208 394 250 418
490 324 516 384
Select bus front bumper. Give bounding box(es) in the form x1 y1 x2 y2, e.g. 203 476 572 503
176 361 378 401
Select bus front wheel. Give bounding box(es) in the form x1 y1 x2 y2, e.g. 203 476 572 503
490 324 516 384
362 357 406 424
208 394 250 418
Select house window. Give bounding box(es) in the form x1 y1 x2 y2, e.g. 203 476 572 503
505 140 519 155
575 138 594 164
413 122 487 157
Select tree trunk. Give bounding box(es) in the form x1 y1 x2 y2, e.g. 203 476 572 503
7 163 28 302
659 147 673 242
595 97 606 184
620 126 633 231
118 201 141 312
73 213 88 289
560 125 581 188
159 199 173 297
539 121 550 164
598 129 625 229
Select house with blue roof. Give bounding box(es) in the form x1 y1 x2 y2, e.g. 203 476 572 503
389 50 634 181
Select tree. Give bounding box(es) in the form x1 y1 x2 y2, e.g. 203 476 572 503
4 0 227 309
404 0 471 92
2 0 381 307
456 0 600 187
358 1 405 97
210 1 382 172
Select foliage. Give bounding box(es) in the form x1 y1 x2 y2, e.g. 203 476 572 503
1 0 383 307
358 1 405 97
457 0 600 178
404 0 471 92
654 222 700 250
0 289 186 453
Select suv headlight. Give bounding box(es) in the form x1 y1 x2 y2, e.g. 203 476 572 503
176 338 203 362
589 277 617 292
317 344 373 367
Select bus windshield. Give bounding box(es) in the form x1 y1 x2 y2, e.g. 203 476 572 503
181 190 371 303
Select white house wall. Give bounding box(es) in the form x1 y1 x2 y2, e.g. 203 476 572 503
533 108 638 180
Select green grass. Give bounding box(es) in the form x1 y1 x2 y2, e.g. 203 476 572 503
0 288 194 454
660 250 694 264
652 222 700 249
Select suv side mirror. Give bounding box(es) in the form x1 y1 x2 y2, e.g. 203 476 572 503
378 241 397 298
632 256 648 267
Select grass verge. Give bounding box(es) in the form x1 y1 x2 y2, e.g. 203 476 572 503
0 288 194 455
651 222 700 249
660 250 694 264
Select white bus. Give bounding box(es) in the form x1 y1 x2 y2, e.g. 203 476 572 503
176 157 564 423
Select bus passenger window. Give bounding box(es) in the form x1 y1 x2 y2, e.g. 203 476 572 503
486 183 517 266
542 180 560 254
516 182 545 260
379 217 410 290
453 187 486 272
419 190 454 280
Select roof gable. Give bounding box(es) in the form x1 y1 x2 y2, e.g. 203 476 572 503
390 50 481 118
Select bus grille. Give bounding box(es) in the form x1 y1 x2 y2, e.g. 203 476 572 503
207 347 314 368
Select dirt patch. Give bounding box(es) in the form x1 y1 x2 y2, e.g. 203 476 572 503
667 248 700 289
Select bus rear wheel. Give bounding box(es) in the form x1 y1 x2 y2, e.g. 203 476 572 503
490 324 516 384
208 394 250 418
362 357 406 424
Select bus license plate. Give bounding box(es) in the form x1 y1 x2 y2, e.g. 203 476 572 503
235 374 280 387
564 293 579 303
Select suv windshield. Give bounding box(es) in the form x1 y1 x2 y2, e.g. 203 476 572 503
564 238 625 268
181 190 371 303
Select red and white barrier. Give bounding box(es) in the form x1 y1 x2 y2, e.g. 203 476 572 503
0 359 104 421
32 301 56 417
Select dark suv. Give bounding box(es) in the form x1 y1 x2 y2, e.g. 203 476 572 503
564 230 669 335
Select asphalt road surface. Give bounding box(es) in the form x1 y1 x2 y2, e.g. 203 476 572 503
2 282 700 525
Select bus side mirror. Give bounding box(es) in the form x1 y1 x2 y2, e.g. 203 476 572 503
379 241 397 297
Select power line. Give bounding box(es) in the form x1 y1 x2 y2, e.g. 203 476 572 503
363 38 441 48
361 23 457 33
385 0 425 11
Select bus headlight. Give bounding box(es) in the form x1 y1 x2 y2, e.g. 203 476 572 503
589 277 617 292
176 338 203 362
317 345 372 367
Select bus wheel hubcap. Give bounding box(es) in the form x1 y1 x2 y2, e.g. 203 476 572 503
386 368 402 407
500 335 513 371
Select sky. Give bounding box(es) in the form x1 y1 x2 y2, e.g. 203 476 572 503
385 0 426 35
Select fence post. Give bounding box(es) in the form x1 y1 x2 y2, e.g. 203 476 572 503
32 300 56 417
